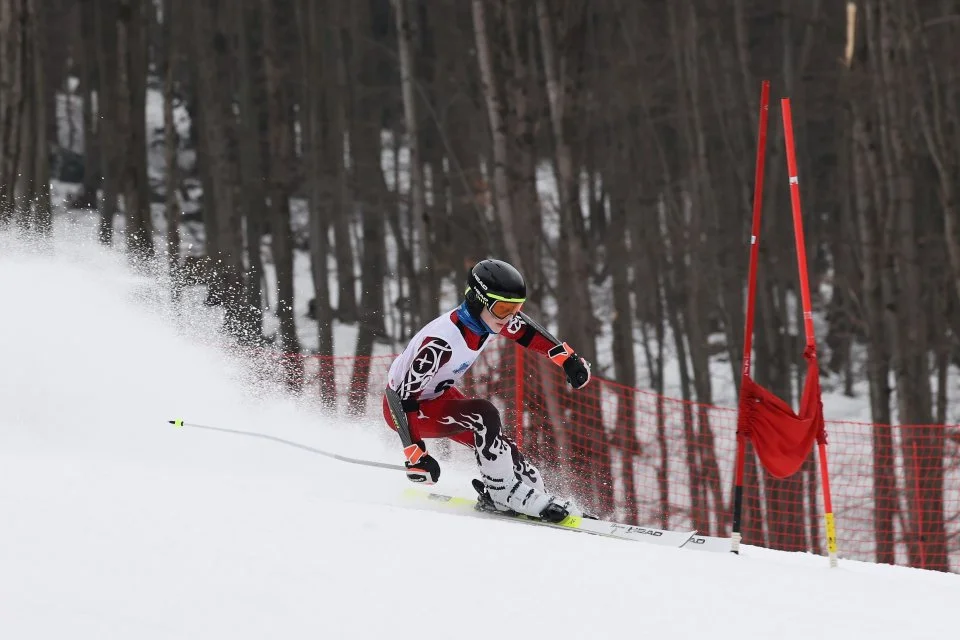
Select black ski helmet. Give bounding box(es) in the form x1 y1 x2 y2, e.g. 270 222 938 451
464 259 527 319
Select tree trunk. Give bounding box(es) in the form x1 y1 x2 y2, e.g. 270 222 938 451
96 0 120 244
471 0 521 268
321 1 358 327
73 0 101 209
29 0 50 233
535 0 595 364
347 0 390 412
8 0 50 233
0 0 28 220
234 0 267 343
119 0 152 259
869 0 946 571
658 192 707 533
393 0 435 324
503 0 541 285
607 182 640 524
297 0 335 403
162 0 181 296
851 109 897 564
15 38 35 232
535 1 609 514
261 0 301 367
635 197 669 529
191 0 251 341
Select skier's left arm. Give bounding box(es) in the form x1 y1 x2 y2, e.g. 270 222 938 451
501 311 591 390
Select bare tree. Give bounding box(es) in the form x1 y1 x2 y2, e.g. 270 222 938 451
95 0 121 244
393 0 436 324
161 0 181 294
326 0 359 326
118 0 152 259
190 0 254 341
233 0 266 340
260 0 301 362
295 0 336 406
72 0 101 209
0 0 29 219
471 0 520 267
347 0 390 411
534 0 595 364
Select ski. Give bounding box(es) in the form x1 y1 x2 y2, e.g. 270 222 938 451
401 488 697 548
680 533 733 553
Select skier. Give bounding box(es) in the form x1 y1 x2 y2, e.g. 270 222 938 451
381 258 592 523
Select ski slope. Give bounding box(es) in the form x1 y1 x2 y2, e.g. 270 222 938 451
1 223 957 640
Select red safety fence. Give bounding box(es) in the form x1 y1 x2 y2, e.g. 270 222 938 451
278 341 960 573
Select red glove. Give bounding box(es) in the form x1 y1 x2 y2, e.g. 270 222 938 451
548 342 592 390
403 440 441 484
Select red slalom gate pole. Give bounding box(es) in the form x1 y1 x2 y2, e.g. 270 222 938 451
514 342 525 449
780 99 815 349
912 441 926 569
781 97 838 567
731 80 770 555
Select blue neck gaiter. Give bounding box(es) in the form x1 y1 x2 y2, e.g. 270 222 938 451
456 300 493 335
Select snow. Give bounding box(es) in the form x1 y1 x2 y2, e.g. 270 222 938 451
1 215 958 640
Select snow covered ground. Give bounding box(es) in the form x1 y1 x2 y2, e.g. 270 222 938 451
1 203 958 640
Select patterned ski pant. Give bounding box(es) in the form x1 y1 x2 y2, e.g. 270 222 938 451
381 386 546 498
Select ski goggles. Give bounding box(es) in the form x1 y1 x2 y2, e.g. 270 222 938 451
487 294 525 319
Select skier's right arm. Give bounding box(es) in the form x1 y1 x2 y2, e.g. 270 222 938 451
385 385 441 484
389 336 452 484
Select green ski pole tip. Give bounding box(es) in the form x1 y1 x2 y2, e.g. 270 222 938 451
170 419 184 427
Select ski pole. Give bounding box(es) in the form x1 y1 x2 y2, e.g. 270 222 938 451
168 419 406 472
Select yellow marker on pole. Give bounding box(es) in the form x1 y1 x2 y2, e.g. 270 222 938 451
825 512 838 566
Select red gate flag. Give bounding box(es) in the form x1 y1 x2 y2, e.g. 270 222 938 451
739 347 824 479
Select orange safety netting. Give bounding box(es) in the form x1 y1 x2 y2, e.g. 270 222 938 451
281 341 960 573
